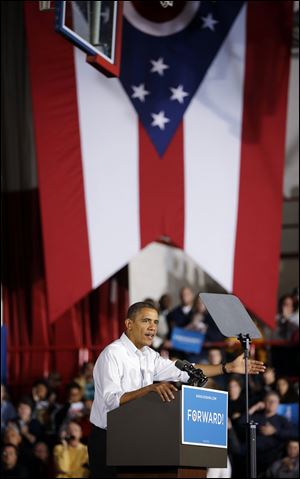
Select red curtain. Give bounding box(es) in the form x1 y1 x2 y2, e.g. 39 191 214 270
1 3 128 397
2 190 128 396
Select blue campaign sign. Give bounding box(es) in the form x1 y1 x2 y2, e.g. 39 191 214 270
277 403 299 425
171 327 205 354
182 385 228 447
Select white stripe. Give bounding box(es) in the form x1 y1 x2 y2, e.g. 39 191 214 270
74 48 140 288
184 5 247 291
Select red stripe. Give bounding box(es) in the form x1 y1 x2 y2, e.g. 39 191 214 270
24 2 92 321
233 2 293 328
139 121 185 248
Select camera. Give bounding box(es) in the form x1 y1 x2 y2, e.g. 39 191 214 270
61 434 76 443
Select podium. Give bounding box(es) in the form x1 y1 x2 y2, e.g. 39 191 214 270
107 387 228 478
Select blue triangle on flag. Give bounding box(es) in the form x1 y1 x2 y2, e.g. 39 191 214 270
120 1 244 157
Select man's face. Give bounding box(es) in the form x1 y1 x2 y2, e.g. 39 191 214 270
34 442 49 462
208 349 222 365
67 422 82 441
125 308 159 349
68 388 83 403
17 403 31 421
4 427 21 446
287 441 299 459
2 446 18 469
180 288 194 306
35 384 48 400
264 394 280 414
228 380 241 400
263 368 275 385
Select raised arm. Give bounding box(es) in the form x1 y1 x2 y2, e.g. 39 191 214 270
194 353 266 377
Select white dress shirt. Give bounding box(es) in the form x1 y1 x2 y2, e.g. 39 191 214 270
90 332 189 429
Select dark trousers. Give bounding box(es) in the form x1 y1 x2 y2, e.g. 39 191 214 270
88 424 117 478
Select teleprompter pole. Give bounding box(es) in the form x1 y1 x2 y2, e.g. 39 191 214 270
238 334 257 479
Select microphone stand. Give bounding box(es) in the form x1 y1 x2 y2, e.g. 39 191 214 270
187 372 208 388
237 333 257 479
180 360 208 388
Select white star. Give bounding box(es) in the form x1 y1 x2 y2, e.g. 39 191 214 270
151 111 170 130
201 13 218 31
150 57 169 76
170 85 189 104
131 84 150 102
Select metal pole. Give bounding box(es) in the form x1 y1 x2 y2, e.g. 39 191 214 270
238 333 257 479
89 1 102 46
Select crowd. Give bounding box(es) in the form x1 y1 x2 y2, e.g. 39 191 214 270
1 286 299 478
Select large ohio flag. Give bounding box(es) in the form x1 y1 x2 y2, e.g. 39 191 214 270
24 1 293 325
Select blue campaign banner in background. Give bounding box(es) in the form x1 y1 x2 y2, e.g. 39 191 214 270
277 403 299 425
182 385 228 447
1 325 7 384
171 327 205 354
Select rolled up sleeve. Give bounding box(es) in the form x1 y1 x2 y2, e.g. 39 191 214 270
153 354 189 383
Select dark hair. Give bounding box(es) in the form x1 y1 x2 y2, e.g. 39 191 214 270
67 382 82 392
278 294 294 314
17 396 33 409
33 379 49 389
228 375 243 388
127 302 158 320
80 361 94 374
264 390 280 400
158 294 171 310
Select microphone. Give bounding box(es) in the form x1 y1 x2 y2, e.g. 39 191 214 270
175 359 208 387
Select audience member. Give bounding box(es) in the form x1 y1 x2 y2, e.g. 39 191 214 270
2 426 36 476
46 371 63 403
228 376 246 423
33 441 55 478
185 296 208 334
158 293 172 316
1 444 29 478
53 421 89 478
273 295 299 341
1 385 17 433
74 362 95 401
31 379 51 427
54 383 85 433
276 377 299 404
237 391 295 476
265 439 299 478
251 366 277 402
152 294 171 350
290 287 299 327
11 398 44 448
167 287 194 330
166 287 195 359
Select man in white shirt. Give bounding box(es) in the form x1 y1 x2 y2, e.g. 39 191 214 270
88 301 265 477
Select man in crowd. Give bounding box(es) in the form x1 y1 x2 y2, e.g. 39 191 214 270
1 444 29 478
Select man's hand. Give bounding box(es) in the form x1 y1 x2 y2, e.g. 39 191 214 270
249 401 265 415
281 457 294 470
59 432 68 448
120 382 177 406
150 382 178 402
260 422 276 436
228 353 266 374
